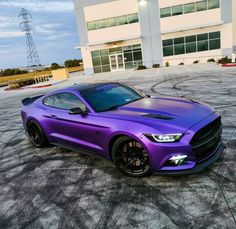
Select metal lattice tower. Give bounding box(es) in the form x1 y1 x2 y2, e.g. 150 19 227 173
18 8 41 67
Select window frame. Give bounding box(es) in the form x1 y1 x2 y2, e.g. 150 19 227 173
42 92 88 112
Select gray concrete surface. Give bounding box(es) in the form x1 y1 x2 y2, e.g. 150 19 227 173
0 63 236 228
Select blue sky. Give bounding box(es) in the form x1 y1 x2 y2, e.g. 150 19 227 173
0 0 81 69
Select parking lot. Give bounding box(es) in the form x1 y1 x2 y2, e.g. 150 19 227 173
0 64 235 228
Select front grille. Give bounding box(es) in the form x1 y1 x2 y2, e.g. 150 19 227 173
190 117 222 162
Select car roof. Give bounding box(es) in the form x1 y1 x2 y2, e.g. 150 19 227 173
69 82 121 93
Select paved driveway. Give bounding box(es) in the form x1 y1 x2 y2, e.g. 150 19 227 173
0 64 235 228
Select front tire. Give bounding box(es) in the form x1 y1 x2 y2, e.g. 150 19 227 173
27 120 47 148
112 136 151 177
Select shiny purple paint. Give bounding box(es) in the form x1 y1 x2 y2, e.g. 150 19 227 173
21 83 224 174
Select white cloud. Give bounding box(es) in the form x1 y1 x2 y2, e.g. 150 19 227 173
0 31 24 38
0 1 74 13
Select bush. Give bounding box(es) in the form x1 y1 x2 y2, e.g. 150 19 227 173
0 68 28 77
8 78 35 89
165 61 170 67
64 59 82 68
152 64 160 68
179 62 184 65
137 65 147 70
207 58 216 63
218 56 232 64
193 60 199 64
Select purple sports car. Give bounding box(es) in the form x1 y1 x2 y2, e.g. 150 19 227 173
21 82 224 177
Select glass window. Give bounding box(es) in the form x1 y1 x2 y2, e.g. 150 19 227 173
163 39 173 46
208 0 220 9
125 62 134 69
186 35 196 43
109 47 122 55
87 21 97 31
174 37 184 45
101 56 109 65
81 84 143 112
92 57 101 66
197 40 208 51
209 31 220 39
102 65 111 72
97 19 107 29
117 15 128 25
183 3 195 14
52 93 86 111
123 46 132 53
197 33 208 41
196 0 207 11
43 96 54 106
124 52 133 62
133 51 142 61
132 44 142 51
163 46 174 56
209 39 220 50
160 7 171 18
172 5 183 16
128 13 139 23
186 42 197 53
91 51 100 58
94 66 102 74
107 17 117 27
174 44 185 55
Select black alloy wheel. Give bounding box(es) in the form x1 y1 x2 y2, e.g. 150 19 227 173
112 136 151 177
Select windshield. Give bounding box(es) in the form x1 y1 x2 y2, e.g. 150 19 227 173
80 84 144 112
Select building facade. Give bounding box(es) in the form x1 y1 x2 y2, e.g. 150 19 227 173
73 0 236 75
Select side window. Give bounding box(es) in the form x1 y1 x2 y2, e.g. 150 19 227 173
43 96 54 106
43 93 87 111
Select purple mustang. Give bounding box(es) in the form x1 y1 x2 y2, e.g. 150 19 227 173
21 82 224 177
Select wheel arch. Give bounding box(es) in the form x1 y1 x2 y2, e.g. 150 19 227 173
108 131 151 161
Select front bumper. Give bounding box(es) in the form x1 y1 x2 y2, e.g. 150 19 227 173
153 141 225 175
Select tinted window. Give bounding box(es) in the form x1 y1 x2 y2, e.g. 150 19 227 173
44 93 86 111
183 3 195 14
107 17 117 27
97 19 107 29
87 21 97 31
208 0 220 9
128 13 139 23
160 7 171 18
196 0 207 11
172 5 183 16
81 84 143 112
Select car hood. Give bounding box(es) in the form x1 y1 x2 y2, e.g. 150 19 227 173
99 97 215 133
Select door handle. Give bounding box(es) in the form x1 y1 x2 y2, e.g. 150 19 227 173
50 115 58 119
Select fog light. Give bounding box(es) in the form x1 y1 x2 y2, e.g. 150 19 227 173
169 155 187 166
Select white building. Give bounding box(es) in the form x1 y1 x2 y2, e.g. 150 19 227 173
73 0 236 75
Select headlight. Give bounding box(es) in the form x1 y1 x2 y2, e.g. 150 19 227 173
145 133 182 143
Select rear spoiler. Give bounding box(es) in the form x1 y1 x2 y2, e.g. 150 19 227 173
21 95 44 106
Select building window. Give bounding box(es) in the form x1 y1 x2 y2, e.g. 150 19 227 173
87 13 139 31
172 5 183 16
183 3 195 14
162 31 221 57
87 21 97 31
196 0 207 12
160 0 220 18
160 7 171 18
91 44 142 73
208 0 220 10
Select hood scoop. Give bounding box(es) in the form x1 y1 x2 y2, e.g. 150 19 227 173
142 114 174 120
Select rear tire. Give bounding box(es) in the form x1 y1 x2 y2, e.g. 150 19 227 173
27 120 47 148
112 136 151 177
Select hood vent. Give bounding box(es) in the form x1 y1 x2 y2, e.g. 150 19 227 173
143 114 174 120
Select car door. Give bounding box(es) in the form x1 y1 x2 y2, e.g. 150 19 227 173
43 92 103 153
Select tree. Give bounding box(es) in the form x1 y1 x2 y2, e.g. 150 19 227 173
64 59 81 68
51 63 61 70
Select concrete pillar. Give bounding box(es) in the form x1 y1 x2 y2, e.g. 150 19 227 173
138 0 163 67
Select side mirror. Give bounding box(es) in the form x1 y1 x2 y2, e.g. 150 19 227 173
69 107 88 115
